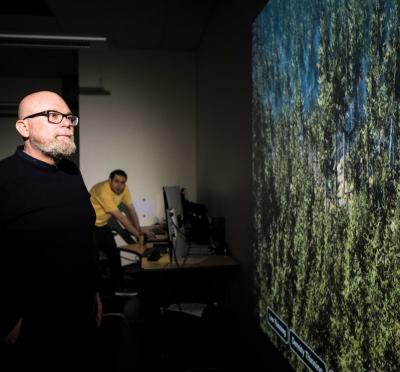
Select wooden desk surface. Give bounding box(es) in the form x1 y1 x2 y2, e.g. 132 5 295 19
119 243 238 271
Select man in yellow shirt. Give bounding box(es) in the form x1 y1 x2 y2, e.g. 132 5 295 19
90 169 147 296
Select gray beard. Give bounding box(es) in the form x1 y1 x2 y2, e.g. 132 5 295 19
31 137 76 160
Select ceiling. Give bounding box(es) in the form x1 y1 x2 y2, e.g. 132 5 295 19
0 0 219 78
0 0 219 51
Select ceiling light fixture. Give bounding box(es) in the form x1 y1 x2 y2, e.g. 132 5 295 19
79 86 111 95
0 101 18 117
0 33 107 49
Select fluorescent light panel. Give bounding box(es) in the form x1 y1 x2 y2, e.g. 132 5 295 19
0 33 107 49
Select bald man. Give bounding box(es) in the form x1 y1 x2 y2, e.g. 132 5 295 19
0 91 101 368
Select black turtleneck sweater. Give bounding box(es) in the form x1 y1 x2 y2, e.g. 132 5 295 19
0 147 97 338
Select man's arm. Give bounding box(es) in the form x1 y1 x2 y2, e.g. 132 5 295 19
109 208 141 238
125 204 142 235
126 204 157 240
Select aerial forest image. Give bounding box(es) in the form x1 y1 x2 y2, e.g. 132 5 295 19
253 0 400 370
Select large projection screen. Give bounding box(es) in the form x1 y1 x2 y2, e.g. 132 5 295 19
252 0 400 370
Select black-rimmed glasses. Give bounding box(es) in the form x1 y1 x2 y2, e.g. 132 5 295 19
23 110 79 127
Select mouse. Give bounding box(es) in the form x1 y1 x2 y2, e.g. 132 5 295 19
147 250 161 261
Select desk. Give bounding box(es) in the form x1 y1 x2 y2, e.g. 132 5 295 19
120 243 239 271
119 243 239 308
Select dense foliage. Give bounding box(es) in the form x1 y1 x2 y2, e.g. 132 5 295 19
253 0 400 370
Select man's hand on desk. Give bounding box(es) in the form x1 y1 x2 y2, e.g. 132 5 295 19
144 230 156 241
138 226 158 242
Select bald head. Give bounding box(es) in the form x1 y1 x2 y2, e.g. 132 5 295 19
18 91 70 120
16 91 76 164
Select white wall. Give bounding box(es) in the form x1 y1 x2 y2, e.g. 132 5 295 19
79 49 197 225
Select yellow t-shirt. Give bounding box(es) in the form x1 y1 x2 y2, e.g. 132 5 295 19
89 180 133 227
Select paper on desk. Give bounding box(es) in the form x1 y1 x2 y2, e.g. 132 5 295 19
120 250 140 266
134 197 156 225
166 302 208 318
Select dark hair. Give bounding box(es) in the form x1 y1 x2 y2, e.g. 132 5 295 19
109 169 127 180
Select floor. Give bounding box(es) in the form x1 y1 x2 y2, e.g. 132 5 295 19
97 294 294 372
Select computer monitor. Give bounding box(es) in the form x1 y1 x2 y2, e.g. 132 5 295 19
163 186 212 264
163 186 187 262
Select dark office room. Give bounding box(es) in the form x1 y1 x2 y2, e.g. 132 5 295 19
2 0 399 371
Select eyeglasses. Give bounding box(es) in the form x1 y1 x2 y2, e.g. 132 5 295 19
23 110 79 127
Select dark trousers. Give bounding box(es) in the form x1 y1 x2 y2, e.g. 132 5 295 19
93 225 123 290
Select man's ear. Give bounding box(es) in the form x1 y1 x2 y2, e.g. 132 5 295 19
16 120 29 138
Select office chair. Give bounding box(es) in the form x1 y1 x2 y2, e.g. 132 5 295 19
98 249 141 295
97 228 142 300
107 214 142 276
107 213 137 245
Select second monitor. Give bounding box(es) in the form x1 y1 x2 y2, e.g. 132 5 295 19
163 186 210 263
